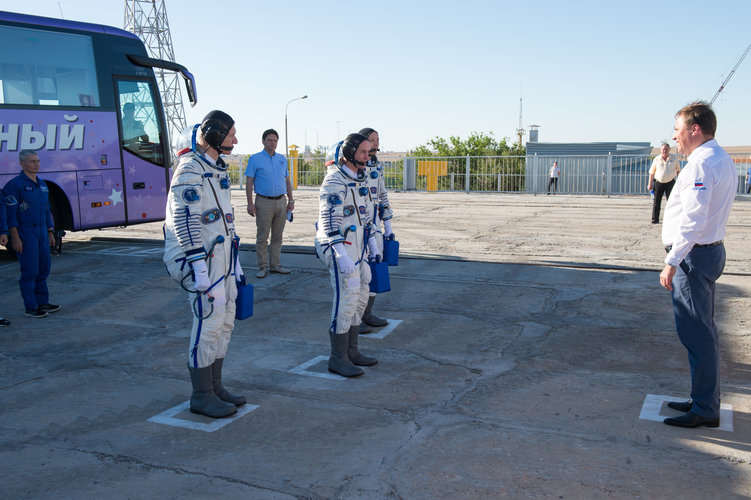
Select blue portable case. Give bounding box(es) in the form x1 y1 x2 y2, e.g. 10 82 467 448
235 278 254 320
383 235 399 266
368 259 391 293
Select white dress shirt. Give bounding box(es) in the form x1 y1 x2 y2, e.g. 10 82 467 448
662 139 737 267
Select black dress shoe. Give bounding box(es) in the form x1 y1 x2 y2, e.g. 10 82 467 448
667 400 692 413
664 413 719 428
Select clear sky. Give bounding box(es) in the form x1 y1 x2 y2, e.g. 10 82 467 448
2 0 750 154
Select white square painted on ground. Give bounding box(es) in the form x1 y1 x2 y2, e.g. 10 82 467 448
288 355 345 380
639 394 733 432
361 319 401 339
148 401 258 432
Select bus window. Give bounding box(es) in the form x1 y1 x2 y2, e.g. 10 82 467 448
118 80 164 165
0 25 99 106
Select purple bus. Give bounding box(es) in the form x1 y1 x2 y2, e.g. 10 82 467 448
0 10 196 243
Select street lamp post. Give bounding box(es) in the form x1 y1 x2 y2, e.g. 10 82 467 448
284 95 308 157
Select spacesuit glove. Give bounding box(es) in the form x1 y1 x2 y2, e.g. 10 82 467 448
191 259 210 291
383 220 393 238
368 236 382 262
332 243 355 274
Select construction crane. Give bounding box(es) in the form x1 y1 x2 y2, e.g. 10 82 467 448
710 41 751 105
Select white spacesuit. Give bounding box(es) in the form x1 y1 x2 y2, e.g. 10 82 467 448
357 127 394 333
163 111 244 418
315 134 379 377
164 150 239 368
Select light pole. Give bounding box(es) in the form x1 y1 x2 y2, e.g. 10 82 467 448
284 95 308 156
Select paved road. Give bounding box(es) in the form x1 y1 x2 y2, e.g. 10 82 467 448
1 193 750 498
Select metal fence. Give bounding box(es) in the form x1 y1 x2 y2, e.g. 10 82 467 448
225 153 751 196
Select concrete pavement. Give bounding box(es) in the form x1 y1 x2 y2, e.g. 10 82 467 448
1 192 750 498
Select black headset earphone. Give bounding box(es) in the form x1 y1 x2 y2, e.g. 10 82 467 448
201 119 230 153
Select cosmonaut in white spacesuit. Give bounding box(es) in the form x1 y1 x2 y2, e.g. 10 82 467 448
315 133 380 377
163 110 246 418
357 127 394 334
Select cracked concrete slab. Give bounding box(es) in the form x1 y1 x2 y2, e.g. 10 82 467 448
1 192 750 498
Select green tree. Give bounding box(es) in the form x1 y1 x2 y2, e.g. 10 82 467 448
410 131 525 157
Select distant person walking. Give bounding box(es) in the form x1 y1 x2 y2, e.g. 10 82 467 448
660 101 736 429
647 142 681 224
245 129 294 279
547 161 559 194
745 165 751 194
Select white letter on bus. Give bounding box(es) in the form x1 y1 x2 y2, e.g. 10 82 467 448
20 124 45 150
59 124 84 150
46 124 57 150
0 123 19 152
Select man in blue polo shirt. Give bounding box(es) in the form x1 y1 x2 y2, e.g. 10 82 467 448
245 129 294 278
4 150 60 318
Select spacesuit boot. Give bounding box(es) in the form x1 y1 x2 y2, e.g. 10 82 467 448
211 358 246 406
359 321 372 334
328 331 364 377
347 324 378 366
188 365 238 418
362 295 388 327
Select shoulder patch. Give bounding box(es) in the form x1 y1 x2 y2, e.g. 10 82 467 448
202 208 221 224
182 187 201 204
5 195 17 206
327 194 342 206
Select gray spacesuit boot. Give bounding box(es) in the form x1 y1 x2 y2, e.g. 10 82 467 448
211 358 246 406
359 321 372 334
348 324 378 366
328 331 364 377
188 365 238 418
362 295 388 327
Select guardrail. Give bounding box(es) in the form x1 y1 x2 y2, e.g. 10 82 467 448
225 153 751 196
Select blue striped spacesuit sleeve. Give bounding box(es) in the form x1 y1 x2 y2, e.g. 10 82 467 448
377 164 393 221
170 160 206 261
319 176 347 245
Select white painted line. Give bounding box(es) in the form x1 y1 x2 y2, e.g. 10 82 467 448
95 246 163 256
360 319 402 339
148 400 259 432
639 394 733 432
288 355 346 380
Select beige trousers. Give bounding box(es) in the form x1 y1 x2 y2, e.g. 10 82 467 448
255 195 287 269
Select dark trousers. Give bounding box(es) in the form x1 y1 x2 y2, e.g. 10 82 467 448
670 244 725 418
652 179 675 223
16 226 51 311
547 177 558 193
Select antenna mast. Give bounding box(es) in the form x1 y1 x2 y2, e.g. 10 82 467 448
515 91 524 147
124 0 187 155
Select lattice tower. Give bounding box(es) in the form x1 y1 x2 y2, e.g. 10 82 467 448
123 0 186 156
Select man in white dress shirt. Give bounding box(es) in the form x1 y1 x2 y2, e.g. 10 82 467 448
660 101 737 429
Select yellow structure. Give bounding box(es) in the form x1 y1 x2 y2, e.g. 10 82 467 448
287 144 299 189
417 160 448 192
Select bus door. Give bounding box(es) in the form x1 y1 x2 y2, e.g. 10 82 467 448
116 79 169 224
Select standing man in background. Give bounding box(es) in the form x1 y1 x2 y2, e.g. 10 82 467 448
357 127 392 333
245 129 294 279
660 101 736 429
4 150 60 318
547 161 559 194
648 142 681 224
